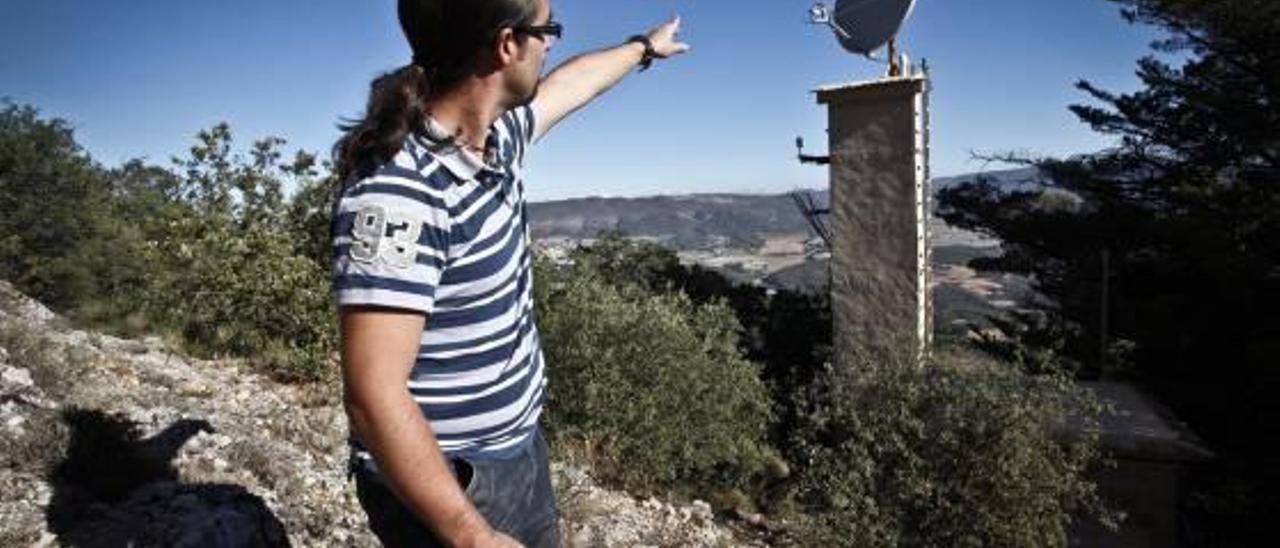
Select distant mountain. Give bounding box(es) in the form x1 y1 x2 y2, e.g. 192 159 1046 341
529 194 811 251
528 167 1037 251
931 166 1042 190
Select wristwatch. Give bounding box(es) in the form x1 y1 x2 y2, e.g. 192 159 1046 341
627 34 658 71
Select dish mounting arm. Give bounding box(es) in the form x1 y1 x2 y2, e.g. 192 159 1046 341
796 136 830 165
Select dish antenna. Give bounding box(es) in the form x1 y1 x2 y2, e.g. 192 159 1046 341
809 0 919 74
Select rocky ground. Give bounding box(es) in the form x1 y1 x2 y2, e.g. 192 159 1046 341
0 281 763 547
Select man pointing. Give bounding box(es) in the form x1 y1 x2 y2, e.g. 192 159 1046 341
330 1 689 546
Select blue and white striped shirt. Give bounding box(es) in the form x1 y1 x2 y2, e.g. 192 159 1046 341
333 106 545 460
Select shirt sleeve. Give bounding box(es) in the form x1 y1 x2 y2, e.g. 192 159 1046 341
500 104 538 166
331 172 453 314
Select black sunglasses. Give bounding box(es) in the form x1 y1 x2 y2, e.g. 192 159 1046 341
513 21 563 42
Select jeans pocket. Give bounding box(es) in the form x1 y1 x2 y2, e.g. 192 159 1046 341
452 457 483 498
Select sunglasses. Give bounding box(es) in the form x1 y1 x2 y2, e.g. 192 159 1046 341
513 21 563 47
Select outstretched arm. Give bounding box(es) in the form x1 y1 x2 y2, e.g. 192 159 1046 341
530 16 690 142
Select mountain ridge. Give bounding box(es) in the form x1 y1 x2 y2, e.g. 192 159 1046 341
529 167 1037 251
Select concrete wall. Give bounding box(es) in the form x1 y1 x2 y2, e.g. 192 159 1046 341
1067 381 1213 547
817 76 931 363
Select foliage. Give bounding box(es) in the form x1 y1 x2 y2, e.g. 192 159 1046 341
133 221 334 381
565 232 834 448
285 173 341 271
534 254 773 496
781 345 1112 547
0 103 335 382
935 0 1279 541
563 230 685 291
966 309 1086 377
0 101 118 312
132 124 336 381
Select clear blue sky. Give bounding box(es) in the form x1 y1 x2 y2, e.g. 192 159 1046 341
1 0 1166 202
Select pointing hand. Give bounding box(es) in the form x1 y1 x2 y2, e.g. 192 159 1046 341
646 16 692 58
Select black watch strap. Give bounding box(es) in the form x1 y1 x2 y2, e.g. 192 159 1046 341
627 34 657 71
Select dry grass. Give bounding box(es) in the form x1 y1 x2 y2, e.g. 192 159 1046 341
294 378 342 409
0 318 89 400
0 406 70 475
225 440 289 491
0 512 45 546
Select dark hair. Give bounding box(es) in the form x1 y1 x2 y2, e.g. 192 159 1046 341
332 0 539 183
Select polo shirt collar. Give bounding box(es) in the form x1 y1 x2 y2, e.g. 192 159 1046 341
414 117 505 185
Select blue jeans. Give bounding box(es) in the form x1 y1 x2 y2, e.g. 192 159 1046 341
349 428 561 548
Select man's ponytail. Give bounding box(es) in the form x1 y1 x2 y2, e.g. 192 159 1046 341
333 64 432 183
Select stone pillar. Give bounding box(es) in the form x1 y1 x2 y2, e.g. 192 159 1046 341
816 76 932 363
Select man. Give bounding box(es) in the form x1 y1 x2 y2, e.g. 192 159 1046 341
330 1 689 546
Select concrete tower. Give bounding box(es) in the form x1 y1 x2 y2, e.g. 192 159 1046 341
816 74 933 364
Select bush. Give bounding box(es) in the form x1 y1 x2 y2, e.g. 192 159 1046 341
0 101 120 312
534 259 773 496
564 233 834 452
134 221 334 382
124 124 336 382
1 103 336 383
284 174 341 271
780 345 1113 547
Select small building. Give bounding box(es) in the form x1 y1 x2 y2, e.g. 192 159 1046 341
1068 381 1213 547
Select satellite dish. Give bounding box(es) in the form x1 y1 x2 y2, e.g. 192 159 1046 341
809 0 918 56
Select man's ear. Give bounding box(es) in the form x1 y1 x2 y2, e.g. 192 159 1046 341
493 27 519 69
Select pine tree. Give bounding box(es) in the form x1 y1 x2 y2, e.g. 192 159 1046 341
936 0 1278 541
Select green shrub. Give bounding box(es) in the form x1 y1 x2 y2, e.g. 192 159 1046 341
128 125 335 382
535 259 773 496
133 219 334 382
564 232 836 452
1 104 336 383
284 173 341 271
780 345 1113 547
0 101 119 312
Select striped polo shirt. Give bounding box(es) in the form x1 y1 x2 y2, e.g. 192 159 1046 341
333 105 545 460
